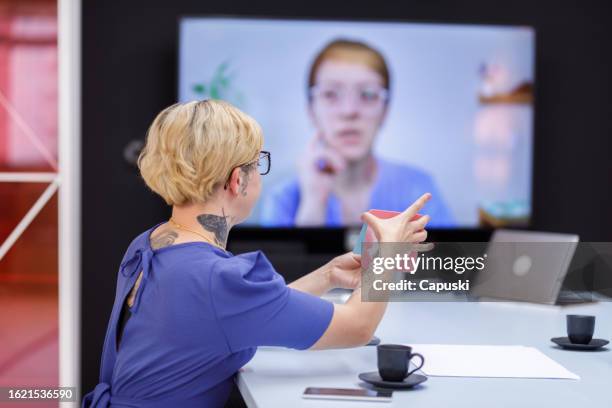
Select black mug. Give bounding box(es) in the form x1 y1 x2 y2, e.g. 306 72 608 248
566 314 595 344
377 344 425 382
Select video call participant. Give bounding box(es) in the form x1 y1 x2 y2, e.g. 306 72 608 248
82 100 432 408
261 39 453 227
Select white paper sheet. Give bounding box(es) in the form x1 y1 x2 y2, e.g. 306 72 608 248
409 344 579 380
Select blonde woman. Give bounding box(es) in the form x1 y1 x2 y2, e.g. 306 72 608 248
82 100 431 408
261 39 452 227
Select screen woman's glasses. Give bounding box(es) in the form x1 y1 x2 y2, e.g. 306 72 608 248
309 84 389 111
224 151 271 189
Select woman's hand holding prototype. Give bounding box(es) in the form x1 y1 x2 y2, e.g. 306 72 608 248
360 193 432 243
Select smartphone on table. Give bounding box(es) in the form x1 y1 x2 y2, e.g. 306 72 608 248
302 387 393 402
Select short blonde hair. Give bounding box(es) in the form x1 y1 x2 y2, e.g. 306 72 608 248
138 99 263 205
308 39 391 91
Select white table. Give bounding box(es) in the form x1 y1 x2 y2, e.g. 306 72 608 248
237 300 612 407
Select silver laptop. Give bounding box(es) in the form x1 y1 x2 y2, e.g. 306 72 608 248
471 230 580 304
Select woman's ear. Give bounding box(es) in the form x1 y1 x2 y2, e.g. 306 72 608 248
307 104 319 128
225 167 242 195
379 103 389 125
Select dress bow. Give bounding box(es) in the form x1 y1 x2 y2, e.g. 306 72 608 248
118 247 154 313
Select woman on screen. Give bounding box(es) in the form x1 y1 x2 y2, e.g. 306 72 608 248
261 39 453 227
82 100 432 407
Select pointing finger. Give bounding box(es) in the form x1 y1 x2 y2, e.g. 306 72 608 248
401 193 432 219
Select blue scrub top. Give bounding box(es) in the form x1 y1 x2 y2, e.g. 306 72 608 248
82 225 334 408
260 158 455 227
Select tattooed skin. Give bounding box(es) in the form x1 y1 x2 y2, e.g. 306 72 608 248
197 209 230 248
150 230 178 250
239 164 254 197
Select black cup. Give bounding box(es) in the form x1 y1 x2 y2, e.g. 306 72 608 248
377 344 425 382
566 314 595 344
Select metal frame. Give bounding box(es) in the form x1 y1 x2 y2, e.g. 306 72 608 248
0 0 81 401
58 0 81 403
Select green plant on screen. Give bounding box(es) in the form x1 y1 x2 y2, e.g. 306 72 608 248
192 61 244 106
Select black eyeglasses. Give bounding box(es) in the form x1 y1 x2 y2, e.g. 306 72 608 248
224 150 271 188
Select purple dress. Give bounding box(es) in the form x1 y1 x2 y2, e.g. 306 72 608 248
82 224 334 407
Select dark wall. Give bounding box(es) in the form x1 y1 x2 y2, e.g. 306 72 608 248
81 0 612 394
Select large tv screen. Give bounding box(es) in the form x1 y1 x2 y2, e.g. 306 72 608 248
179 17 535 228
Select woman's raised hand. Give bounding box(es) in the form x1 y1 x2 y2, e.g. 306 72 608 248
295 133 346 225
360 193 432 243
